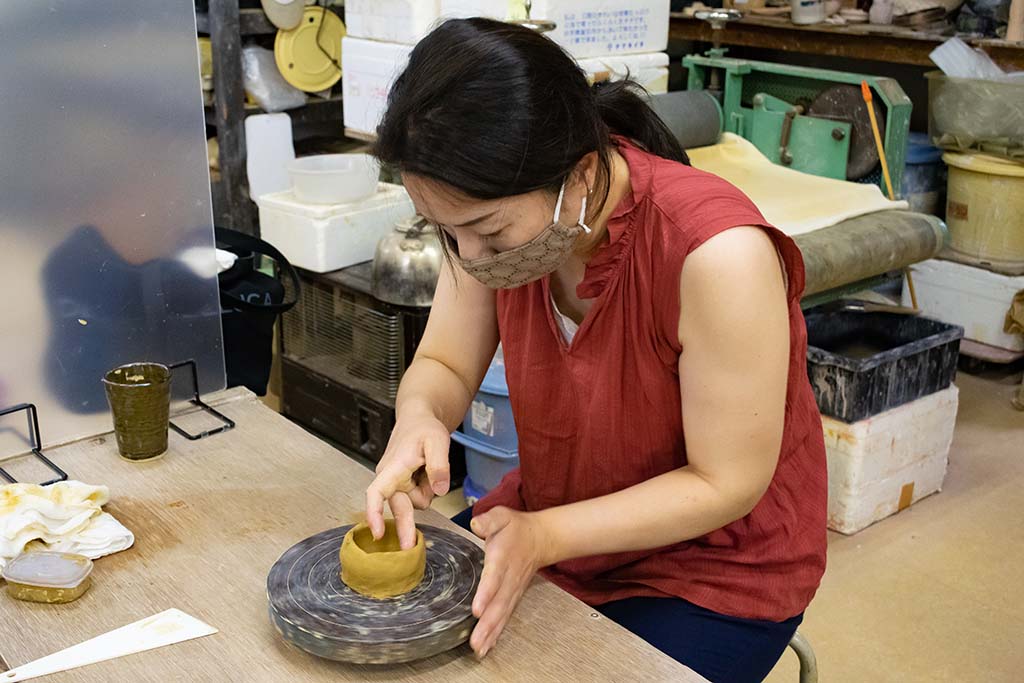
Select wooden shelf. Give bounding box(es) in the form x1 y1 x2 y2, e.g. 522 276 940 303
205 94 345 127
196 8 275 36
670 15 1024 71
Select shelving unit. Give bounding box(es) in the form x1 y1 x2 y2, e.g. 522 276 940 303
670 14 1024 71
196 1 345 235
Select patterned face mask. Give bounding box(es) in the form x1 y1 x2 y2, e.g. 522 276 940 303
455 180 591 289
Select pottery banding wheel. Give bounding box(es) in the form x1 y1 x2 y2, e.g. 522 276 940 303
267 524 484 664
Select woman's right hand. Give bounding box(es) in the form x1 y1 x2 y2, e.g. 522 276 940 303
365 409 452 550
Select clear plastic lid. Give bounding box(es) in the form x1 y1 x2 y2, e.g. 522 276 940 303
2 551 93 588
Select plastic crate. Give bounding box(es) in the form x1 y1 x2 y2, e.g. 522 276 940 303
805 306 963 423
450 431 518 494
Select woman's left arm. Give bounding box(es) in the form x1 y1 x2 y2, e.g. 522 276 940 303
468 226 791 656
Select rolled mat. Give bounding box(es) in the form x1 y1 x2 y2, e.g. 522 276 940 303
794 211 948 297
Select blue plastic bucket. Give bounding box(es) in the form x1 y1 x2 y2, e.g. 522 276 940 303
462 352 518 452
450 430 518 494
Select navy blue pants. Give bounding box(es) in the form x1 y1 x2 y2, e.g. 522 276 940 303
452 507 801 683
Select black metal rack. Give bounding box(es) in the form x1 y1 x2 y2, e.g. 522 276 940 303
0 403 68 486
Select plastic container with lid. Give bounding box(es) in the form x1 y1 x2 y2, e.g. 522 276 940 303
2 551 94 604
902 132 946 216
942 151 1024 273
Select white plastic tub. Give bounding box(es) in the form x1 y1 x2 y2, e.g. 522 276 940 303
942 151 1024 273
902 258 1024 352
287 154 379 205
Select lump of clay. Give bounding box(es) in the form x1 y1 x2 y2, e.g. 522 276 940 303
340 521 426 599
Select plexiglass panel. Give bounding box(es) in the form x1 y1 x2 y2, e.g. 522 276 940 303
0 1 225 457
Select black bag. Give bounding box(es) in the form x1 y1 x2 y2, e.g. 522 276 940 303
216 227 300 395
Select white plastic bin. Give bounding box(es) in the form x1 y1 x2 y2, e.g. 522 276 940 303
349 1 671 58
345 0 442 45
902 258 1024 352
442 1 670 58
341 38 414 136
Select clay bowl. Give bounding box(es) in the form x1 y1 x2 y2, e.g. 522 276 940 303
340 521 426 599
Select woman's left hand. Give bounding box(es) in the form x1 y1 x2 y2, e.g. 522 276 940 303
468 506 554 658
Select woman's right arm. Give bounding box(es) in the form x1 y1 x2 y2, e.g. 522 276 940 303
365 258 499 548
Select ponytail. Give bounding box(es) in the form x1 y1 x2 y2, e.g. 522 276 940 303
591 78 691 166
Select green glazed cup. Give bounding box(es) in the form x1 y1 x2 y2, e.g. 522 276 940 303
102 363 171 461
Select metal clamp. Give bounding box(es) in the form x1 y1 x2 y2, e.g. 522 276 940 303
0 403 69 486
168 360 235 441
695 8 743 31
779 105 805 166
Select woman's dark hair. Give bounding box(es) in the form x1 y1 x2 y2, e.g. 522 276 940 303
373 17 688 218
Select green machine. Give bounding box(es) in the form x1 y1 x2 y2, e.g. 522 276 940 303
684 53 913 196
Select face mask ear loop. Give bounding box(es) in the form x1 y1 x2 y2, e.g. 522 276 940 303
552 180 567 225
578 192 591 234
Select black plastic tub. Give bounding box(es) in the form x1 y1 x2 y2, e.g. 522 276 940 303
804 307 964 423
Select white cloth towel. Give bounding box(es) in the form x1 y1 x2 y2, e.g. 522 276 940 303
0 481 134 570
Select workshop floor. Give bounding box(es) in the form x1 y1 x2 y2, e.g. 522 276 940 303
768 370 1023 683
432 371 1024 682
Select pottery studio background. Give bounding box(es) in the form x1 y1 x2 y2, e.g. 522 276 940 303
1 1 1022 682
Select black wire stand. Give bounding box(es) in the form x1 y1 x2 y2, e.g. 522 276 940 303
0 403 69 486
168 359 235 441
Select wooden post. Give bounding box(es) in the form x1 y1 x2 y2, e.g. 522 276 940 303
209 0 258 235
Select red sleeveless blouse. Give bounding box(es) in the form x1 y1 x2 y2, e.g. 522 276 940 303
474 139 828 621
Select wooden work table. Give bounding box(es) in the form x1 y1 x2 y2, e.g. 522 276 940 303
0 388 703 682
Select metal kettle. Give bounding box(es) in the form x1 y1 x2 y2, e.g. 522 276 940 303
371 215 443 307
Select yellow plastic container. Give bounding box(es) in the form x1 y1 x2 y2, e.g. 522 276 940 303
2 551 93 604
943 151 1024 272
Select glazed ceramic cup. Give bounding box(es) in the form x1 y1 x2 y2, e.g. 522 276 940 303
102 362 171 460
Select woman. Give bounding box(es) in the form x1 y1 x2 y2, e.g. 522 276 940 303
363 18 827 683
